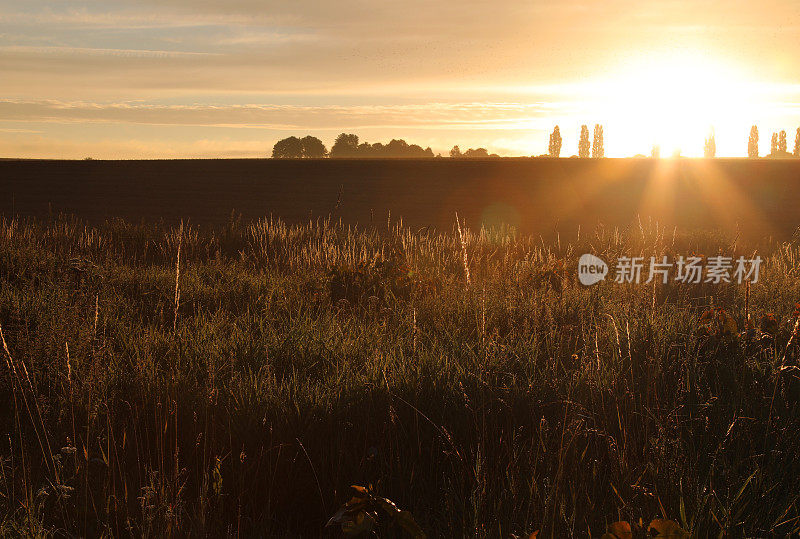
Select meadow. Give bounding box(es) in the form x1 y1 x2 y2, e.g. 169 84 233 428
1 212 800 537
3 158 800 242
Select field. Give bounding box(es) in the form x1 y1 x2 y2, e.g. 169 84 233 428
2 158 800 240
2 160 800 537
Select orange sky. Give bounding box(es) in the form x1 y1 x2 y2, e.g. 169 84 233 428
2 0 800 158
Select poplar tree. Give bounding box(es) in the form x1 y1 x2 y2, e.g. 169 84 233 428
794 128 800 157
548 126 562 158
578 125 590 158
704 130 716 158
592 124 604 158
748 125 759 157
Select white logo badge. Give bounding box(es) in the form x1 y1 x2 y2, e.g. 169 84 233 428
578 253 608 286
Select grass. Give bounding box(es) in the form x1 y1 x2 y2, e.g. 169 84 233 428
1 213 799 537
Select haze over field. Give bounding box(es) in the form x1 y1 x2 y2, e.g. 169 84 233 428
3 0 800 158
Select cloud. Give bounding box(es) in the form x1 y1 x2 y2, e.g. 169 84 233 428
0 99 563 130
0 132 276 159
0 45 220 58
5 0 799 101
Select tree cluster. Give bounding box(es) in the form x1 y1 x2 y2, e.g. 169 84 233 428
272 136 327 158
330 133 434 158
449 146 498 158
546 124 603 158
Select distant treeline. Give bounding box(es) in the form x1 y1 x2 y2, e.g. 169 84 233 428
272 125 800 159
329 134 434 158
272 133 499 159
272 133 437 158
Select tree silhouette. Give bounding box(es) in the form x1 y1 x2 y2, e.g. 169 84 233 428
651 145 660 158
770 132 778 155
300 136 327 158
450 146 462 158
592 124 604 158
779 130 787 153
748 125 759 157
548 126 562 157
331 134 434 158
330 133 360 157
795 128 800 157
463 148 489 158
704 130 716 158
272 136 303 158
272 136 328 158
578 125 590 158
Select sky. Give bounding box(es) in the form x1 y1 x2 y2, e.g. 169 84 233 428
2 0 800 158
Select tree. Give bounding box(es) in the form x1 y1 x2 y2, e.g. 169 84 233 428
450 145 462 158
385 139 409 156
578 125 590 158
548 126 562 157
795 128 800 157
272 136 303 158
704 130 716 158
273 135 327 158
463 148 489 158
592 124 604 158
330 133 360 157
770 132 778 155
779 130 787 153
300 135 327 158
651 145 660 158
748 125 759 157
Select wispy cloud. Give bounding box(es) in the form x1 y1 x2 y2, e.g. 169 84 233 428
2 0 800 158
0 45 221 58
0 99 564 130
0 127 42 133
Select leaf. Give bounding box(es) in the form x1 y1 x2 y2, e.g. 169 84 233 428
395 510 426 538
341 510 377 536
376 496 399 515
602 521 632 539
325 504 350 528
326 496 369 527
649 519 690 538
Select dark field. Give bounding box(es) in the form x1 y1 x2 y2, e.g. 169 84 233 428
2 158 800 240
2 160 800 537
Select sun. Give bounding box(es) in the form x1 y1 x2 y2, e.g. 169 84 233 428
589 51 759 156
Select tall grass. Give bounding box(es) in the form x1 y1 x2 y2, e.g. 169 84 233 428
1 214 799 537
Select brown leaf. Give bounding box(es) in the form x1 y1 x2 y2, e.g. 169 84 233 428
377 496 400 517
649 519 689 538
601 521 632 539
350 484 369 495
341 510 377 536
325 495 368 527
395 510 426 538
